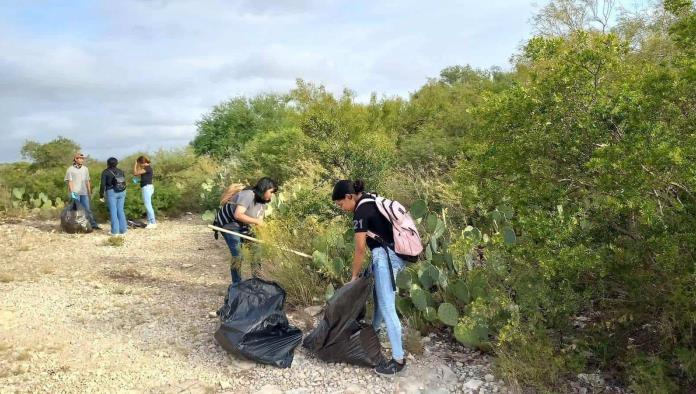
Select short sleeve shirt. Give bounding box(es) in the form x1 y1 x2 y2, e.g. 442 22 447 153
353 196 394 250
233 190 266 220
141 166 153 187
64 166 90 195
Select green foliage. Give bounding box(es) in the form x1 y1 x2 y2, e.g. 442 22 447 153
192 94 291 159
627 356 679 394
437 303 459 326
20 136 80 169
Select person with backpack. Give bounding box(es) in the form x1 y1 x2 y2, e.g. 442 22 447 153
64 152 100 230
332 179 423 376
133 155 157 229
214 177 276 284
99 157 128 236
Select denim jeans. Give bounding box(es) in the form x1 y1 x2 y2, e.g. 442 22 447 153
106 189 127 234
371 246 406 361
75 194 98 228
141 184 156 224
222 232 242 284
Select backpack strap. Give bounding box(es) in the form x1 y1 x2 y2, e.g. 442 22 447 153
382 245 397 292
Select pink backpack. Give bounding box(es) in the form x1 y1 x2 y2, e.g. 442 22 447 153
357 195 423 262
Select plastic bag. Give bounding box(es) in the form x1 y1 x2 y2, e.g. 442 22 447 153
303 273 384 367
127 219 147 229
214 278 302 368
60 200 93 234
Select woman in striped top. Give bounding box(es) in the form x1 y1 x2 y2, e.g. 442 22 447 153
215 177 276 283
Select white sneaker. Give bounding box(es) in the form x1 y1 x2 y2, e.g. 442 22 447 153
146 223 158 229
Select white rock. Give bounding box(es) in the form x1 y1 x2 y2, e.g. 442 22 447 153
342 384 366 394
304 306 323 316
439 364 457 385
484 374 495 382
465 379 484 391
208 311 218 318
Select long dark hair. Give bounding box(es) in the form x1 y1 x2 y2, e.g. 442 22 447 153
252 177 277 203
332 179 365 201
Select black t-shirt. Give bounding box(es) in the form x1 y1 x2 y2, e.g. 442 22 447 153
353 196 394 250
141 166 153 187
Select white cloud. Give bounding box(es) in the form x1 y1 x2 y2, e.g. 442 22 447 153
0 0 540 162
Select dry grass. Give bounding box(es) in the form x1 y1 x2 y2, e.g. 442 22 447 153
107 267 143 281
112 286 131 295
104 236 125 247
404 327 425 356
0 272 15 283
39 266 55 275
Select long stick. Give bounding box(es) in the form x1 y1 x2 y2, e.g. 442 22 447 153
208 224 312 259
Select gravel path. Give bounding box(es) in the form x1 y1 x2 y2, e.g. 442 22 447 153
0 217 507 394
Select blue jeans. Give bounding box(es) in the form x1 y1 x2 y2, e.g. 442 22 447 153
371 247 406 361
222 232 242 284
73 194 98 228
106 189 127 234
141 184 156 224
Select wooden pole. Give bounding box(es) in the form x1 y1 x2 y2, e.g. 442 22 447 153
208 224 312 259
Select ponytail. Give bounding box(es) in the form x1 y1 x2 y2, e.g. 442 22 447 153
220 183 245 207
352 180 365 194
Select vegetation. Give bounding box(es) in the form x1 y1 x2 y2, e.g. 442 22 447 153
1 0 694 391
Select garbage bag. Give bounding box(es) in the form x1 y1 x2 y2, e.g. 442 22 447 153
303 273 384 367
127 219 147 229
214 278 302 368
60 200 93 234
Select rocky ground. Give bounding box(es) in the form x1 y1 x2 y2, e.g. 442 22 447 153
0 216 508 394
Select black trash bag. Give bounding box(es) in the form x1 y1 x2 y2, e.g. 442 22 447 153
303 273 384 367
60 200 93 234
127 219 147 229
214 278 302 368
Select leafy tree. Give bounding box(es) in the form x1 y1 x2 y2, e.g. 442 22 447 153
191 94 292 159
20 136 81 169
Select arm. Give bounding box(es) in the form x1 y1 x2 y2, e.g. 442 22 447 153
351 232 368 281
99 171 106 199
133 162 146 176
233 205 263 226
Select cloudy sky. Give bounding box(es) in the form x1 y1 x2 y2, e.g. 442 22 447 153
0 0 632 163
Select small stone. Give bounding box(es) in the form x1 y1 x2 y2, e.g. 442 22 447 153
220 380 232 390
208 311 218 318
485 374 495 382
465 379 484 391
182 264 193 268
